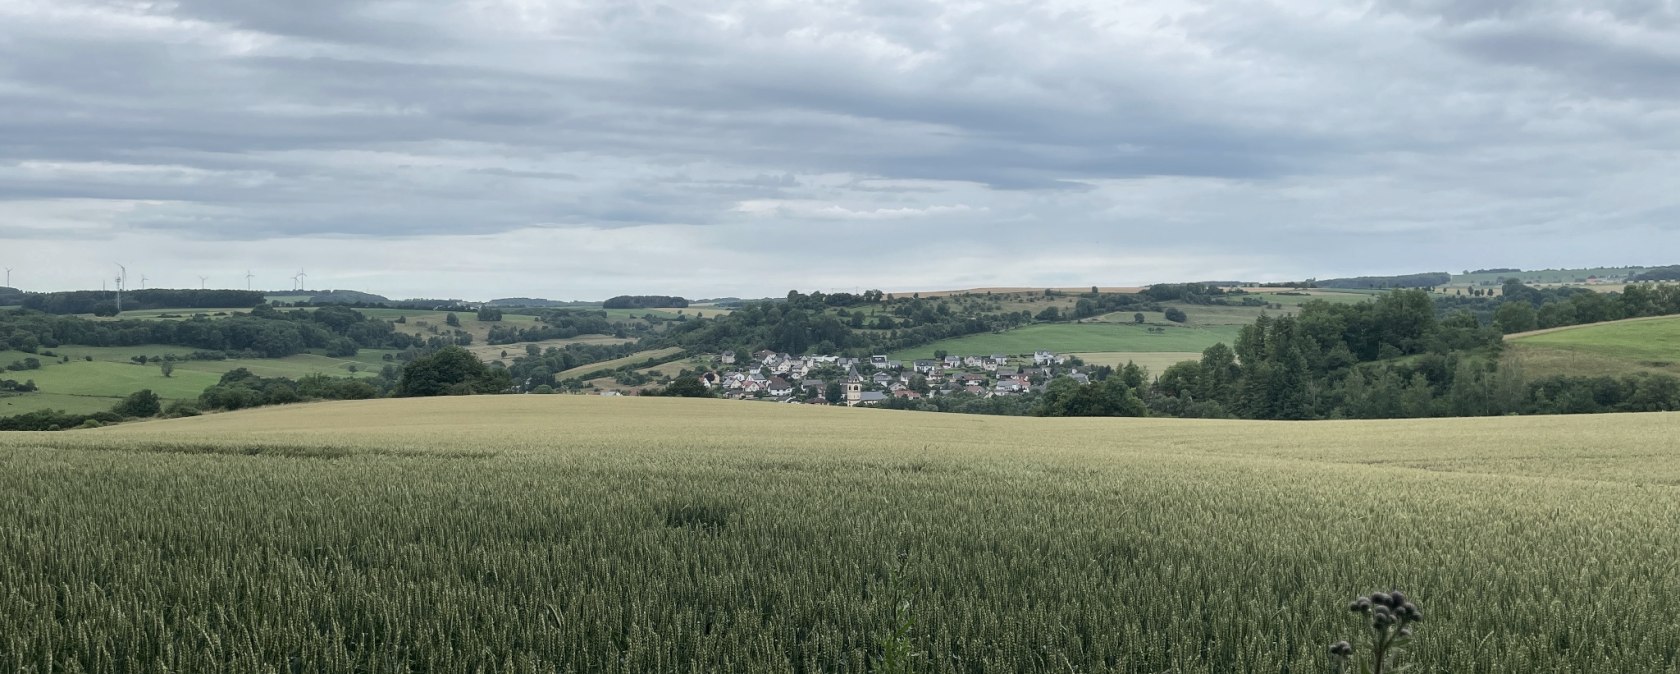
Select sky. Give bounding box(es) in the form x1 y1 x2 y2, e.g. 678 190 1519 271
2 0 1678 300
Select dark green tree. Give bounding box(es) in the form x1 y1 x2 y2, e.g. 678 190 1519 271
655 376 713 398
112 389 162 418
395 346 510 397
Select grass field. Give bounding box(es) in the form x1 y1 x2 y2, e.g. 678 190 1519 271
1506 316 1680 378
0 346 391 416
1071 351 1202 374
2 397 1678 671
468 336 635 363
889 322 1242 360
81 307 250 320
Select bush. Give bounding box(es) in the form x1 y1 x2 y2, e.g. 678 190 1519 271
1163 307 1188 323
112 389 162 418
164 400 202 418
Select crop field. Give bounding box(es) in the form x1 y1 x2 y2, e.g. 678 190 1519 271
889 323 1242 360
553 347 686 380
1505 316 1680 378
1 398 1679 672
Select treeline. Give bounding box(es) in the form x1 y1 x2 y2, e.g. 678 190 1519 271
0 305 422 357
1139 283 1234 304
485 310 627 345
1631 266 1680 282
603 295 688 309
1440 280 1680 333
1143 291 1501 419
299 290 390 305
1316 272 1451 290
21 289 267 315
993 287 1680 420
661 291 1016 356
198 369 383 411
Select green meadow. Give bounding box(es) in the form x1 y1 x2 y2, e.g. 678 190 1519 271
888 322 1242 360
1507 316 1680 378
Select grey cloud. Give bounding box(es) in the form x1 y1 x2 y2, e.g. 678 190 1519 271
2 0 1680 298
1439 22 1680 96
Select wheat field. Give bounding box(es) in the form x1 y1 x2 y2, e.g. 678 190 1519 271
3 397 1679 672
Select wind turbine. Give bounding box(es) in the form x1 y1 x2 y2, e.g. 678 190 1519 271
115 264 127 312
198 275 209 290
140 274 149 290
245 270 254 291
296 268 307 291
3 267 11 288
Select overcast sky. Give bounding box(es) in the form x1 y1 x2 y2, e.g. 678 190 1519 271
2 0 1677 300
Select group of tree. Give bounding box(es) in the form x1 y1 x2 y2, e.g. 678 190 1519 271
603 295 688 309
393 346 511 397
981 286 1680 421
0 304 422 358
1314 272 1452 290
1630 266 1680 282
19 289 266 315
662 289 1083 358
485 309 639 345
1442 279 1680 334
199 368 383 411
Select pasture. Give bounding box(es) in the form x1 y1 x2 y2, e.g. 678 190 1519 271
468 335 635 363
0 346 389 416
889 322 1242 360
2 398 1679 671
1506 315 1680 378
1070 351 1202 375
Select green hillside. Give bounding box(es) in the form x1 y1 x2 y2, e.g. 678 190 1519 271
888 322 1241 360
1507 316 1680 378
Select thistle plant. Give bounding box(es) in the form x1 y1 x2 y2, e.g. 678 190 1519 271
1330 591 1424 674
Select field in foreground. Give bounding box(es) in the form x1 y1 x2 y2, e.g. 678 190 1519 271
3 398 1680 672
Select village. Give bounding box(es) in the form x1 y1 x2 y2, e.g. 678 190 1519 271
679 349 1090 405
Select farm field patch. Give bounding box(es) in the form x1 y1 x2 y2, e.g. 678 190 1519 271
1070 351 1202 374
1506 316 1680 378
553 347 685 380
889 322 1242 360
2 398 1679 671
468 336 635 363
0 346 390 416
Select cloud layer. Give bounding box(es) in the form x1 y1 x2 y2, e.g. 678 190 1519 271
2 0 1677 298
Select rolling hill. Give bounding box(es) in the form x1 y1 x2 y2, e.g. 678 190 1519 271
1505 315 1680 378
